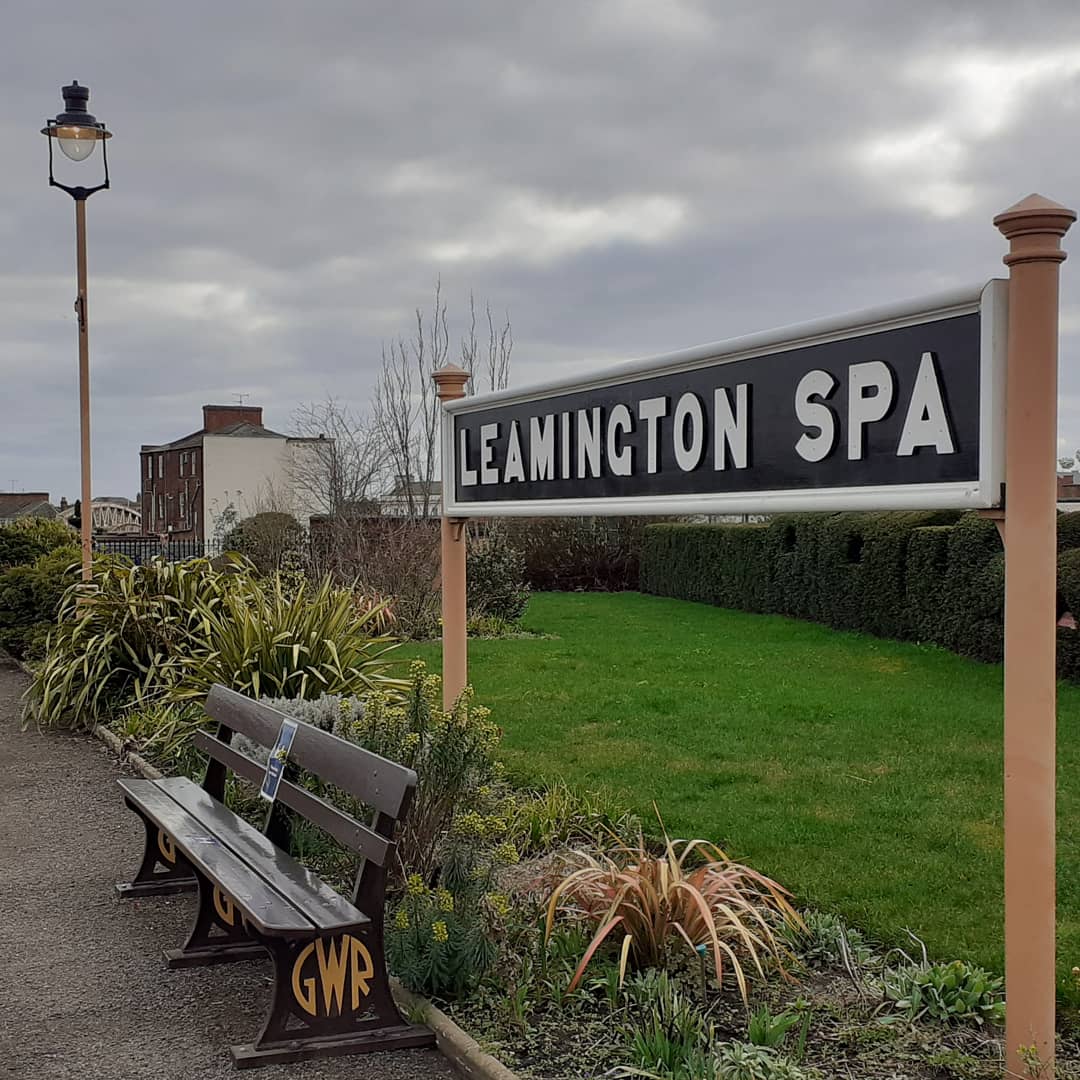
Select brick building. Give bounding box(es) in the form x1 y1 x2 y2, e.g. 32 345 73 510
0 492 60 525
140 405 329 543
1059 471 1080 511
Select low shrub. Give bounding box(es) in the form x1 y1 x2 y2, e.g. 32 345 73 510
618 970 715 1078
386 832 511 998
467 526 530 624
0 543 81 659
315 518 442 639
0 516 76 569
504 782 641 859
877 957 1004 1027
506 516 655 592
222 511 307 574
781 909 877 975
714 1041 813 1080
267 664 505 883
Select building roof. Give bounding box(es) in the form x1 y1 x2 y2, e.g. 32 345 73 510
0 492 56 519
141 420 288 453
384 479 442 497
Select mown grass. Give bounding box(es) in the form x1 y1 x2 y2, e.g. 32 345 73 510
398 591 1080 1004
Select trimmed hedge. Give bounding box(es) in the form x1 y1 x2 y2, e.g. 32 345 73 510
641 511 1080 681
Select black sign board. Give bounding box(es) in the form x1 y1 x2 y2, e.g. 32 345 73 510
442 282 1006 516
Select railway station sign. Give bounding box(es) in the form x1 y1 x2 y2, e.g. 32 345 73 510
441 280 1006 516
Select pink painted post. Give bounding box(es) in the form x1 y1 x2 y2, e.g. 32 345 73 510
994 194 1076 1077
433 365 471 708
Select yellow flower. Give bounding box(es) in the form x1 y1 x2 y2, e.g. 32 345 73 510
394 908 410 930
436 888 454 912
454 811 485 838
403 732 421 751
406 873 426 897
486 892 511 918
495 841 520 865
432 920 449 943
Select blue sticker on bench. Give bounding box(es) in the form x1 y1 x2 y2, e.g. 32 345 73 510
260 719 298 803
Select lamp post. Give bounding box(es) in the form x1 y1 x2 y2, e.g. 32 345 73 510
41 81 112 582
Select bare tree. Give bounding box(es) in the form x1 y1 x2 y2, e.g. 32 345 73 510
372 281 512 519
460 293 513 394
289 398 384 520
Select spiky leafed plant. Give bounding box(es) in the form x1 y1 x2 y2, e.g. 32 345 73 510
25 555 404 728
25 555 243 729
545 816 802 1002
171 571 404 702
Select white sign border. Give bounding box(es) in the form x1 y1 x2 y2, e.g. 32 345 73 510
441 279 1007 517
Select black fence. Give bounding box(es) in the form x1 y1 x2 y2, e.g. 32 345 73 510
93 537 222 563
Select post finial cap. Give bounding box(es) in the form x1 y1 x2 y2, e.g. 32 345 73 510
432 364 471 401
994 193 1077 238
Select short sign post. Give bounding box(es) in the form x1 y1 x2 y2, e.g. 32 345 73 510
432 194 1074 1076
259 718 298 803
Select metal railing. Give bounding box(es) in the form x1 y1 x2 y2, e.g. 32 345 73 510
93 537 221 563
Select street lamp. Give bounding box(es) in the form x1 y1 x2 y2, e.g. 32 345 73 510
41 80 112 582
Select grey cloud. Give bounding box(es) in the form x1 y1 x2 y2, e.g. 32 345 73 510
3 0 1080 501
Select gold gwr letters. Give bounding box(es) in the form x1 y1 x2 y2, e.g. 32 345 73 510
157 829 176 864
213 886 236 927
291 935 374 1017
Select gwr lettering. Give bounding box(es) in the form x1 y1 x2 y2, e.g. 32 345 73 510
291 934 375 1018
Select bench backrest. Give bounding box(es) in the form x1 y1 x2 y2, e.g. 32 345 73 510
195 684 419 911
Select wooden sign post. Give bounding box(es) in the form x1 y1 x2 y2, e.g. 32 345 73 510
434 193 1076 1076
995 194 1075 1076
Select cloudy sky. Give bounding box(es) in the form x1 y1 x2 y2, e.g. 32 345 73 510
3 0 1080 501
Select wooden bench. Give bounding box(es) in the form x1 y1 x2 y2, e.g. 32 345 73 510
116 684 434 1068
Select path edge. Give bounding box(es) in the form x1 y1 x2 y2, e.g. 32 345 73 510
7 652 519 1080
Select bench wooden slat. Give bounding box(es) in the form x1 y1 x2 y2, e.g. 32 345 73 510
193 731 392 867
119 778 313 935
151 774 370 931
205 685 417 819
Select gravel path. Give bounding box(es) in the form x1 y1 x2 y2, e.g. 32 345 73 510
0 655 457 1080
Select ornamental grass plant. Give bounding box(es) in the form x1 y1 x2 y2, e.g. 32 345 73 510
25 555 402 729
545 816 802 1002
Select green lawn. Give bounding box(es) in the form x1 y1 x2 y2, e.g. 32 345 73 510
398 591 1080 998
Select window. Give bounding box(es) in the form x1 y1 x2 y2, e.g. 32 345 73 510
179 491 186 520
157 494 165 521
180 451 188 477
146 456 152 480
192 449 198 473
157 455 164 479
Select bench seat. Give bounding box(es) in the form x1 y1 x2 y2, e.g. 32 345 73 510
120 776 367 935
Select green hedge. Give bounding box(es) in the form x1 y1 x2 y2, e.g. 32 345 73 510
0 543 82 660
641 512 1080 680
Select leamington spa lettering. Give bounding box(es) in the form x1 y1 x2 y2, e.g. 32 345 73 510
451 313 981 504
